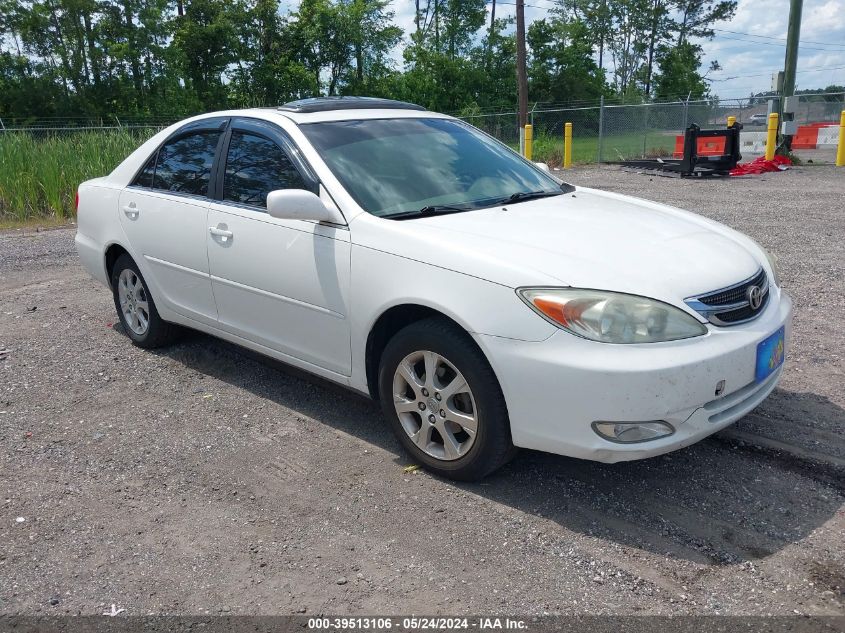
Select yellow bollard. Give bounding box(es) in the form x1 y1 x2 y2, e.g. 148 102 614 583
836 110 845 167
524 124 533 160
727 115 736 128
765 112 778 160
564 122 573 169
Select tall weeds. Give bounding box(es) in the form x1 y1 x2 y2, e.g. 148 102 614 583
0 130 153 221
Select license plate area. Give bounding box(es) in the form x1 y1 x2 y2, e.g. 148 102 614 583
755 326 785 383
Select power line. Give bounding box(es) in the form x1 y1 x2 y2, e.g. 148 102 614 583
486 1 556 11
709 33 845 52
486 8 845 49
483 6 845 48
710 64 845 80
712 27 845 48
488 5 845 50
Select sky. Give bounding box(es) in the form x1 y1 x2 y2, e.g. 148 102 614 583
699 0 845 99
281 0 845 101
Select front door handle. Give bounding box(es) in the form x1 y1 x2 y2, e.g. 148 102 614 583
209 225 233 243
122 203 139 219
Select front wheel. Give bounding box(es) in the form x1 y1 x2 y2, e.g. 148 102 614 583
110 254 180 348
378 318 515 481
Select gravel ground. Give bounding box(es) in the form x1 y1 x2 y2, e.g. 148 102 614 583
1 165 843 617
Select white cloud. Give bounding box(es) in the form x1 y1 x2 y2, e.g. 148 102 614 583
702 0 845 98
802 0 845 37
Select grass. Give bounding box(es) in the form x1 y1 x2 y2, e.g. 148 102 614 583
0 130 155 221
514 131 679 167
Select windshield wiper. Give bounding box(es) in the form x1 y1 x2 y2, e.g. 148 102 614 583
382 187 571 220
502 190 564 204
382 204 472 220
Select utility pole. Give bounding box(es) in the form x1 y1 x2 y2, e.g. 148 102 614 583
598 0 605 69
780 0 803 150
644 0 663 96
516 0 528 147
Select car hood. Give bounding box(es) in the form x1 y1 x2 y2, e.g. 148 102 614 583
352 187 764 311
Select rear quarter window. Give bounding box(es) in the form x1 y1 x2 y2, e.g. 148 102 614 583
132 154 157 188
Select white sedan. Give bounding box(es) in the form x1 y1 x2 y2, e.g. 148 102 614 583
75 97 791 480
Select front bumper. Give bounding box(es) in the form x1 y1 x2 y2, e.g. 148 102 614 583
474 288 792 463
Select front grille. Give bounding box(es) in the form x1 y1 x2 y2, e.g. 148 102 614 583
697 268 766 306
685 268 769 326
711 293 770 323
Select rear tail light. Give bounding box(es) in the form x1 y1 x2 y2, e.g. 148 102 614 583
75 190 80 213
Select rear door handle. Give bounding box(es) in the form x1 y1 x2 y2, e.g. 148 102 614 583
209 226 233 243
122 203 139 219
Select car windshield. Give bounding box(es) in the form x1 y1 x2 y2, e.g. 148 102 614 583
300 117 566 218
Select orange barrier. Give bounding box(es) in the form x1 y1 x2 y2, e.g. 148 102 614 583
792 122 838 149
673 136 726 158
675 122 840 154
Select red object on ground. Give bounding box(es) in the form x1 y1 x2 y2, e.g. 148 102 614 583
730 155 792 176
673 135 726 158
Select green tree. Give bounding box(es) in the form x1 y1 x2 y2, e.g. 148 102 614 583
441 0 486 58
673 0 737 45
528 16 606 104
605 0 652 95
479 17 517 110
652 41 708 100
172 0 239 108
227 0 315 106
341 0 403 95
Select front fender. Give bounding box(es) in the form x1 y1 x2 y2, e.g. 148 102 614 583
348 244 557 393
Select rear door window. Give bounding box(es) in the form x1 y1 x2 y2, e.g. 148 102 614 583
152 131 221 197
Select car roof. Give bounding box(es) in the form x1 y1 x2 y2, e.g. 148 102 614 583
237 104 452 125
146 101 452 140
277 96 426 114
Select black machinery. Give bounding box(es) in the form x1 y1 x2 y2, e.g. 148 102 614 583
616 123 742 177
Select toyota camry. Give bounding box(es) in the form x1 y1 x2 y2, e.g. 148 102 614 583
75 97 791 480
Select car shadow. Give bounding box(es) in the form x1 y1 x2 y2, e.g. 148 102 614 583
145 327 845 566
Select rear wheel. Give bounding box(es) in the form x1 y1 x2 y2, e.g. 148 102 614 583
110 254 180 348
378 318 515 481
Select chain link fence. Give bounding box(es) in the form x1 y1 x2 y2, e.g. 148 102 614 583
0 116 175 136
0 90 842 165
460 92 844 166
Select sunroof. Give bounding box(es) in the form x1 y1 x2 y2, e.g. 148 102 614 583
278 97 426 113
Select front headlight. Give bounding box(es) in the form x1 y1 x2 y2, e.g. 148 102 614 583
518 288 708 344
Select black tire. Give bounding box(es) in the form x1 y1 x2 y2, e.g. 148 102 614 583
110 253 180 349
378 317 515 481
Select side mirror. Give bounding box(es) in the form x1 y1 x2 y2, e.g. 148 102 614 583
266 189 345 225
534 162 550 172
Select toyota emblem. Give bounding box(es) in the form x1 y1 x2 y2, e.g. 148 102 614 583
747 285 763 310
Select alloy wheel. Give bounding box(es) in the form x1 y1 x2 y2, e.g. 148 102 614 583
392 350 478 461
117 268 150 336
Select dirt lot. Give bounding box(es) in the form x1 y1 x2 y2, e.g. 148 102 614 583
1 165 843 617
